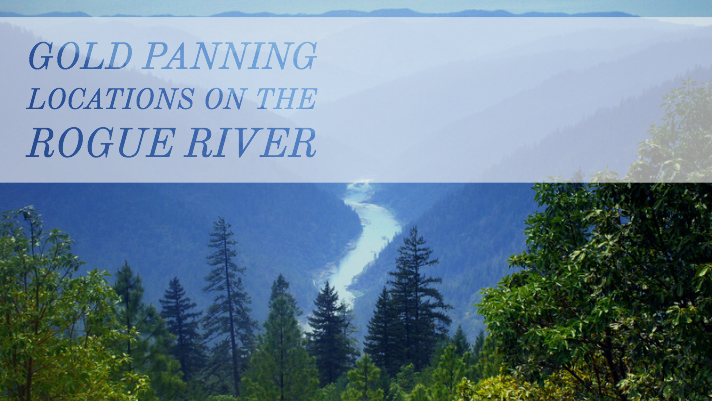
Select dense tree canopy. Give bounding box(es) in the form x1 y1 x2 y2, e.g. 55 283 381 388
628 79 712 182
0 208 145 400
479 182 712 400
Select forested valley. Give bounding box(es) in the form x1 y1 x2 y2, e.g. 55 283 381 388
1 80 712 400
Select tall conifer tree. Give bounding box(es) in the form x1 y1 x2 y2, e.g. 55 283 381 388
364 287 403 377
451 325 470 356
308 281 357 384
387 226 451 371
242 275 318 401
270 273 300 314
160 277 204 381
342 354 384 401
202 217 257 396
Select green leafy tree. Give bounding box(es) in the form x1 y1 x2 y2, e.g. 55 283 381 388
388 226 451 371
241 276 319 401
308 281 358 385
0 207 146 400
160 276 205 381
114 262 186 400
364 287 403 377
342 354 384 401
202 217 258 396
628 79 712 182
479 182 712 400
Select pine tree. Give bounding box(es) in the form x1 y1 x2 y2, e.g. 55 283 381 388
114 262 186 400
270 273 300 315
408 384 431 401
202 217 258 397
364 287 403 377
429 345 465 401
308 281 358 385
342 354 384 401
450 325 470 356
472 330 485 359
387 226 451 371
160 276 205 381
242 276 319 401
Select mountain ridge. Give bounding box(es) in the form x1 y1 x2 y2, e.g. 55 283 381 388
0 9 637 18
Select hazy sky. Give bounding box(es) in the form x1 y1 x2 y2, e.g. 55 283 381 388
1 0 710 17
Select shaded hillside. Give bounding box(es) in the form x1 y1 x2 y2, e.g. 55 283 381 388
481 64 712 181
367 183 463 224
381 29 712 181
0 184 362 322
351 183 537 341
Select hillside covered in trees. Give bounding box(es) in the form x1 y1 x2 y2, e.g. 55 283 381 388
0 184 362 321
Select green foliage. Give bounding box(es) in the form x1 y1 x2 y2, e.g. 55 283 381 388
478 182 712 400
456 371 583 401
429 346 465 401
241 277 318 401
628 79 712 182
160 277 205 381
471 331 484 359
200 340 237 395
114 262 186 400
270 273 300 314
308 281 358 385
407 384 430 401
0 207 145 400
387 226 452 371
342 354 384 401
385 380 406 401
316 383 342 401
470 335 501 383
395 364 419 394
205 395 239 401
203 217 258 396
456 375 537 401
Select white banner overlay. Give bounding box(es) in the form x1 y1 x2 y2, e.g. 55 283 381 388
1 17 711 182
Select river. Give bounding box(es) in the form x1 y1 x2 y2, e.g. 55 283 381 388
326 181 401 306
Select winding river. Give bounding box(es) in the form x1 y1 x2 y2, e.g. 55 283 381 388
327 181 401 306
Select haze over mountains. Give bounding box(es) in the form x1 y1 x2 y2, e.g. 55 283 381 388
1 12 711 340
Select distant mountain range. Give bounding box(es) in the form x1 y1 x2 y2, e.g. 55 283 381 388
0 9 636 18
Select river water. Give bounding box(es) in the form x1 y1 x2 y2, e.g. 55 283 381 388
327 181 401 306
